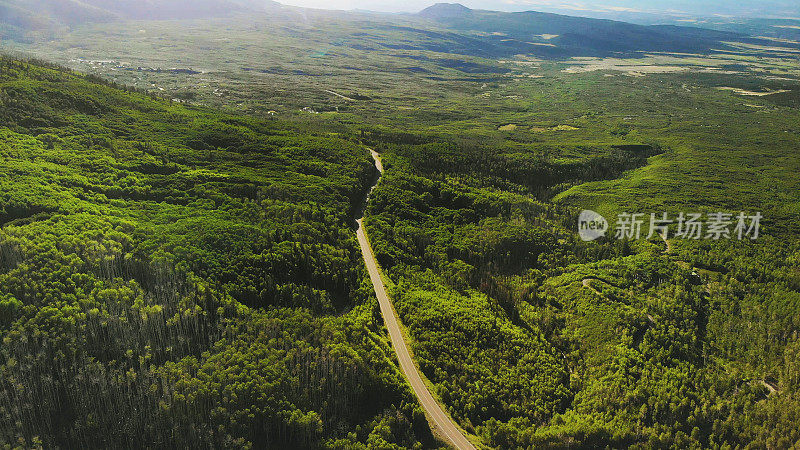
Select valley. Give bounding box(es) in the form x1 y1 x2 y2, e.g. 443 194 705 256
1 1 799 448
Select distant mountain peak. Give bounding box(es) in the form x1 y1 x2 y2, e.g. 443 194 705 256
419 3 472 19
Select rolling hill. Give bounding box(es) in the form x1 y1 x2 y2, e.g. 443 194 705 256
2 0 742 59
0 0 282 40
2 0 800 446
0 54 435 448
0 0 116 40
417 2 740 57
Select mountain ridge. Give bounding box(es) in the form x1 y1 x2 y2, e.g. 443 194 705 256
418 2 472 19
415 2 740 57
0 0 283 32
0 0 289 41
1 0 741 58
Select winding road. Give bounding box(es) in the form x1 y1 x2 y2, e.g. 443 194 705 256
356 149 477 450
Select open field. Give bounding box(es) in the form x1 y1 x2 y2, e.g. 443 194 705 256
5 11 800 122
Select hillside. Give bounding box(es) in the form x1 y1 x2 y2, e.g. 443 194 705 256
0 0 116 40
418 3 740 57
2 0 741 59
0 0 280 40
2 0 800 447
80 0 270 20
357 71 800 448
0 56 436 448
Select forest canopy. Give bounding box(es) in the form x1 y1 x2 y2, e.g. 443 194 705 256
0 57 437 449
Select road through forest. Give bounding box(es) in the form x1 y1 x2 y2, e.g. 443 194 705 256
356 149 477 450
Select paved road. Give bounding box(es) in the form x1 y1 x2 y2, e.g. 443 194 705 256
356 149 476 450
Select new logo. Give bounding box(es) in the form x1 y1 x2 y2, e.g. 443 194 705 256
578 210 608 241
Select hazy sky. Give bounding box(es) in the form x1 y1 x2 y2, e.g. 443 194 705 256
277 0 502 12
276 0 800 17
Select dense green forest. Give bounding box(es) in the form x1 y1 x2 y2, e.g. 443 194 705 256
0 57 441 448
2 5 800 443
362 102 800 447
